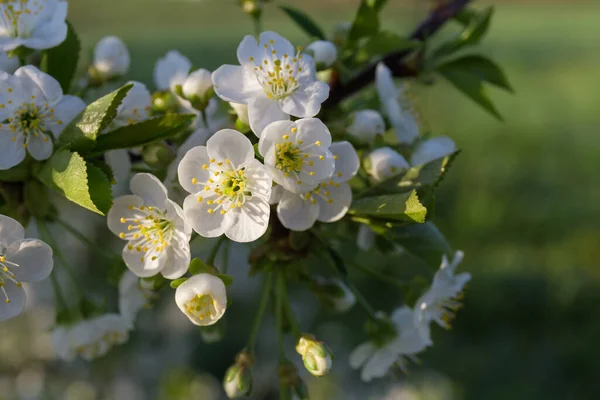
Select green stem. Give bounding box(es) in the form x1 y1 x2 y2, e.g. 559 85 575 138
206 236 226 265
350 261 407 291
252 15 263 37
246 272 273 355
55 218 113 261
200 108 209 129
221 239 231 274
280 277 301 340
347 282 377 319
275 270 286 362
50 271 68 313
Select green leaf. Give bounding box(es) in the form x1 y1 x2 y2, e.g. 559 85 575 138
189 258 218 275
41 21 80 93
350 190 427 223
38 149 113 215
279 6 326 40
440 55 513 92
433 6 494 58
24 180 53 219
348 1 380 44
57 84 133 151
92 114 194 153
385 222 454 268
356 31 419 63
170 278 188 289
437 59 503 120
216 274 233 286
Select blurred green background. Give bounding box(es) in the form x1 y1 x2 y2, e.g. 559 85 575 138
3 0 600 399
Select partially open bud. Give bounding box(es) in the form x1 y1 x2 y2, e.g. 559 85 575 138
306 40 337 70
175 273 227 326
223 351 253 398
347 110 385 142
181 68 214 110
296 335 333 377
91 36 130 80
365 147 409 182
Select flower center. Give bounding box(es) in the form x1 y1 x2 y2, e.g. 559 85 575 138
249 41 306 100
118 205 173 263
184 293 218 322
434 292 464 328
0 254 21 304
0 0 46 38
275 140 303 173
191 158 254 215
4 100 58 147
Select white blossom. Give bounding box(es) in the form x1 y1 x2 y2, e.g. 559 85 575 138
375 62 419 144
365 147 409 182
230 102 249 125
0 51 19 73
182 68 213 100
349 307 428 382
212 31 329 136
175 273 227 326
0 214 53 321
274 141 358 231
178 129 272 243
306 40 337 69
52 314 132 361
92 36 130 80
414 251 470 345
410 136 456 166
118 270 154 323
0 0 68 52
0 65 85 169
107 173 192 279
153 50 192 91
259 118 335 193
347 109 385 142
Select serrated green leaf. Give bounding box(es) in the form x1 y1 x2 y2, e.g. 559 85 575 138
433 6 494 59
38 149 113 215
439 55 513 92
438 61 503 120
279 6 325 40
170 277 188 289
356 31 419 63
350 190 427 223
41 21 80 93
92 114 194 153
57 84 133 151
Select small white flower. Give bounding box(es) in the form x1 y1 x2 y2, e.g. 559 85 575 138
306 40 337 69
92 36 130 80
153 50 192 91
0 65 85 169
357 225 376 251
259 118 335 193
175 273 227 326
365 147 409 182
107 173 192 279
230 102 249 125
0 51 19 73
0 214 53 322
414 251 470 345
274 141 358 231
349 307 428 382
0 0 68 52
410 136 456 166
212 31 330 136
118 270 154 323
52 314 132 361
375 62 419 144
347 109 385 142
178 129 272 243
182 68 213 100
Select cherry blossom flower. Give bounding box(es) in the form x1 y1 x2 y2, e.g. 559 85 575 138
175 273 227 326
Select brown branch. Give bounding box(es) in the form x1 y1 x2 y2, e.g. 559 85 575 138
323 0 472 108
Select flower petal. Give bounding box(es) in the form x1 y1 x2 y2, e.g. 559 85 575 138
122 242 168 278
0 214 24 247
244 159 272 202
269 184 285 205
175 273 227 326
316 182 352 223
153 51 192 91
257 120 297 157
161 238 190 279
177 145 211 194
281 80 329 118
236 34 259 65
0 281 26 322
330 141 359 183
105 149 131 183
47 95 86 137
361 348 398 382
14 65 63 103
206 129 254 168
129 173 168 207
211 64 261 104
6 239 53 283
225 197 270 243
25 133 53 160
258 32 296 59
247 94 289 138
277 190 319 231
106 195 144 238
183 194 233 238
349 342 375 369
0 128 25 170
295 118 332 148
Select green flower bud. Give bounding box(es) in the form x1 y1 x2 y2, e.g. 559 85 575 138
223 351 254 398
142 143 175 169
151 91 178 115
295 335 333 377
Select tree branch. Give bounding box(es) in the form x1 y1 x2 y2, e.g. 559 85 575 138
323 0 472 108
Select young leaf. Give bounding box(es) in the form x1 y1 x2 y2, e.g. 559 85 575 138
216 274 233 286
347 0 382 45
170 278 188 289
440 55 513 92
386 222 454 268
350 190 427 223
279 6 326 40
189 258 218 275
433 6 494 59
57 84 134 151
356 31 419 63
38 149 113 215
41 21 80 93
92 114 194 153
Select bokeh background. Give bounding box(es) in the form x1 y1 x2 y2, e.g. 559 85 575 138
2 0 600 399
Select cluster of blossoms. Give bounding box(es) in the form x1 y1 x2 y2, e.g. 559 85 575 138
0 0 482 397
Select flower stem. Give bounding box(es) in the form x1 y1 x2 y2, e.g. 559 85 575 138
55 218 113 261
280 276 301 340
221 239 231 274
206 236 226 266
50 271 68 313
252 15 263 38
247 272 273 355
200 108 209 129
346 281 378 319
275 270 286 362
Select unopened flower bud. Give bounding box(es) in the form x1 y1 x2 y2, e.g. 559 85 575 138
91 36 130 80
347 110 385 141
151 91 179 114
306 40 337 69
365 147 409 182
241 0 261 16
296 335 333 377
223 351 253 398
181 68 214 110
